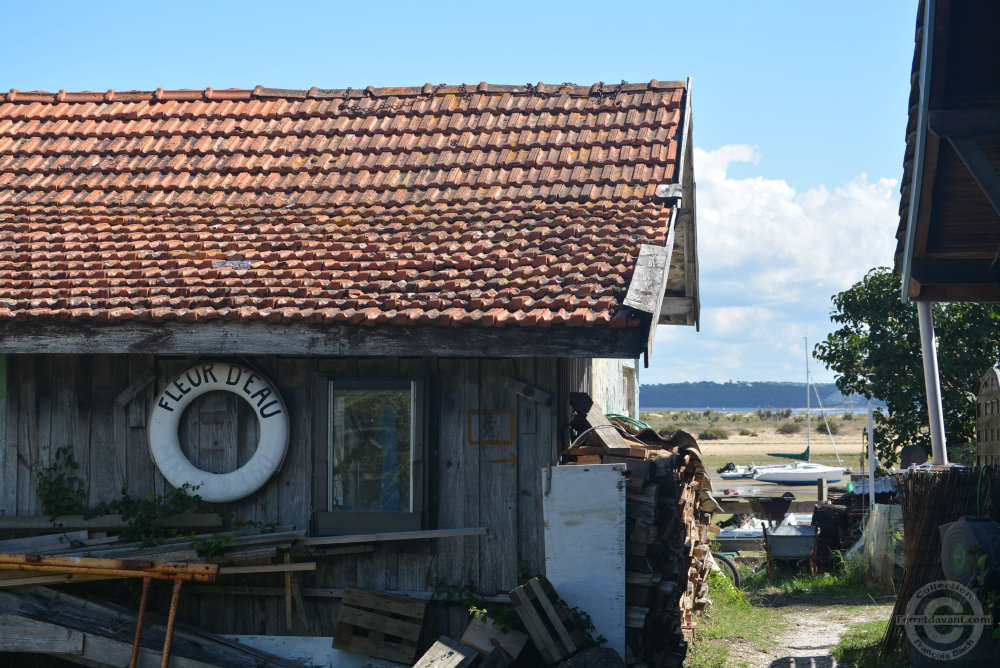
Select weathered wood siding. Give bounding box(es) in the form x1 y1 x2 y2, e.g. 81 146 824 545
0 354 564 637
588 358 639 417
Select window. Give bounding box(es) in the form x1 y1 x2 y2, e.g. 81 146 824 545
314 378 425 535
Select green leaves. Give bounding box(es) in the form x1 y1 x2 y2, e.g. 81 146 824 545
815 267 1000 466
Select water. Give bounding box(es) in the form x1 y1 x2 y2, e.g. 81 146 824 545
641 407 874 414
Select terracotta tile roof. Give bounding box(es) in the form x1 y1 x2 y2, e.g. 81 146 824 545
0 81 688 329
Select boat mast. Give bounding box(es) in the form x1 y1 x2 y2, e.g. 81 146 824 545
805 336 811 459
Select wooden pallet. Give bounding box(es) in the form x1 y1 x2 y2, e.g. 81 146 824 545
509 577 585 664
332 588 427 664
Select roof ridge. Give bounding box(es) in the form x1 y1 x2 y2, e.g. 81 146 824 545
2 80 685 104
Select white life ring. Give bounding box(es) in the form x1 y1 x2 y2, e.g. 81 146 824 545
148 361 289 503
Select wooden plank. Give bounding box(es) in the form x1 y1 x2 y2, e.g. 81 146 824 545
89 355 120 502
434 357 480 633
333 587 427 664
715 498 816 514
218 562 316 575
337 606 423 641
0 573 113 587
0 530 90 553
528 579 578 655
623 244 669 315
0 355 13 516
568 393 632 455
460 616 528 659
35 356 54 512
125 355 156 498
0 320 649 359
413 636 478 668
515 358 549 580
276 357 311 532
16 356 38 516
52 632 224 668
0 514 224 531
187 586 511 602
342 587 428 620
509 584 560 664
332 633 416 665
0 613 84 653
479 359 518 593
115 368 156 407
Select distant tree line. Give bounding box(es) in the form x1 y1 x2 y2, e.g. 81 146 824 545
638 381 872 410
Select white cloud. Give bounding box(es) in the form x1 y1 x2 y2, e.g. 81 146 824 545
646 145 900 384
694 145 899 301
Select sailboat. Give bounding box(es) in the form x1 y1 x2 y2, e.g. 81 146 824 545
753 338 846 485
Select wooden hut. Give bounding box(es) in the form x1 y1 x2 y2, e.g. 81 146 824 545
0 81 698 659
977 368 1000 465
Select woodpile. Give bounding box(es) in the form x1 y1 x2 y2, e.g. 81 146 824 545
566 395 718 667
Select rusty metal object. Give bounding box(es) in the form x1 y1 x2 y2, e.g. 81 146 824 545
0 552 217 581
161 579 184 668
129 577 153 668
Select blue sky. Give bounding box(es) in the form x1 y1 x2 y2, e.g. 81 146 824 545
2 1 918 383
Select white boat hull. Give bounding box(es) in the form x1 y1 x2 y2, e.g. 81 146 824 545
753 463 844 485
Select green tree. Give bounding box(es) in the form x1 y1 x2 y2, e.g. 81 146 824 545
814 267 1000 466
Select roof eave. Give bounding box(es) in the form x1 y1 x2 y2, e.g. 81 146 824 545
0 320 648 359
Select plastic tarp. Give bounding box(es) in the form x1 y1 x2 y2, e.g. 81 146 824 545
861 503 904 591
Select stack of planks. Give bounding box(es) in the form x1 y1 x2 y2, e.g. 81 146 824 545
566 395 717 668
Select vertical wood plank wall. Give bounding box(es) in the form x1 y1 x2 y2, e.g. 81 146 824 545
0 353 573 637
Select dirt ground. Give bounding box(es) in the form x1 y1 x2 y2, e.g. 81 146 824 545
731 595 895 668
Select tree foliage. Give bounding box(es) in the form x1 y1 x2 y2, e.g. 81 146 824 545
814 267 1000 466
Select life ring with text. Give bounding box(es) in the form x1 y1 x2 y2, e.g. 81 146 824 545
148 361 289 503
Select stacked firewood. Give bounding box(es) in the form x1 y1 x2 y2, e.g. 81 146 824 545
566 394 717 667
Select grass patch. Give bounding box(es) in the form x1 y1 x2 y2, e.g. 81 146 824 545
743 551 869 596
738 428 758 437
831 619 902 667
687 571 784 667
698 427 728 440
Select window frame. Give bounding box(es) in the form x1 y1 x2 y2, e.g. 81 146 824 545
312 376 426 536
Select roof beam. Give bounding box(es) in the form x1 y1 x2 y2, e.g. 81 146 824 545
947 136 1000 217
928 109 1000 138
910 258 996 286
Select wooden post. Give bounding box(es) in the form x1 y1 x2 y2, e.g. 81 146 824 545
284 553 293 631
816 478 827 502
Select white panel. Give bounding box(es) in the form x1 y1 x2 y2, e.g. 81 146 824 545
542 464 626 660
222 636 365 668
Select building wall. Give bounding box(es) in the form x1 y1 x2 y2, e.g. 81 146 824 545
0 353 566 636
580 358 639 418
